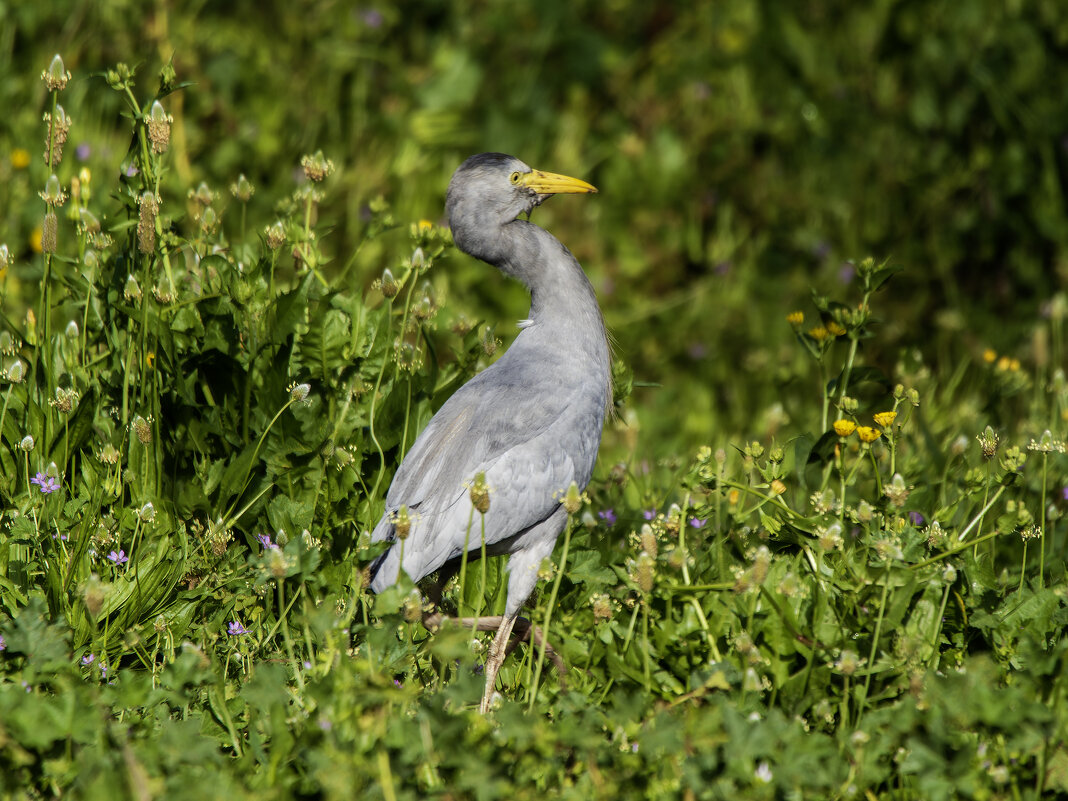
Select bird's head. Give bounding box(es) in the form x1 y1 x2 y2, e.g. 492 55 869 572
446 153 596 260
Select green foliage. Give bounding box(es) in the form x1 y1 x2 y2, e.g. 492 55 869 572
1 6 1068 800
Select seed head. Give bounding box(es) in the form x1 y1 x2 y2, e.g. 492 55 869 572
288 382 311 403
591 593 614 621
99 444 120 465
189 182 215 209
301 150 334 182
43 106 71 167
124 274 142 303
19 435 35 452
378 268 399 299
562 482 583 515
50 386 79 414
834 650 859 676
977 426 999 460
137 192 158 253
1028 430 1066 454
750 545 771 586
138 502 156 523
640 523 657 557
818 522 843 551
147 101 172 153
265 221 286 249
41 211 58 254
631 552 656 593
199 206 218 235
230 173 254 202
402 592 423 623
132 414 152 444
884 473 911 507
469 471 490 514
481 327 501 357
393 505 411 539
43 55 70 92
78 209 101 236
4 359 26 383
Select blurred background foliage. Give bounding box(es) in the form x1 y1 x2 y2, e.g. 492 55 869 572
2 0 1067 454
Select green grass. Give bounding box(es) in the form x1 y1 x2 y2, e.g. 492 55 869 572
2 23 1068 801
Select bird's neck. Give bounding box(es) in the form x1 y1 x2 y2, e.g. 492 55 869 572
451 214 609 378
500 221 608 359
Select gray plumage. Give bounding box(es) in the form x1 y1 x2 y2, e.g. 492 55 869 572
368 154 608 707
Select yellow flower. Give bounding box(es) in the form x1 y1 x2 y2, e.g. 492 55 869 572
873 411 897 428
418 219 434 232
770 479 786 496
809 326 829 342
982 348 997 364
827 321 847 337
856 426 881 443
833 419 856 437
1008 358 1020 372
786 311 804 326
727 489 740 507
30 226 43 253
11 148 30 169
145 351 156 369
996 356 1011 371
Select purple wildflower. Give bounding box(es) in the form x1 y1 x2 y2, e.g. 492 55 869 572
631 742 640 753
76 142 91 161
30 472 60 494
598 509 617 526
838 262 856 284
107 549 129 566
82 653 95 666
100 661 108 678
1062 486 1068 501
228 620 249 636
908 511 925 527
689 517 707 529
643 509 656 521
257 533 279 550
0 635 6 651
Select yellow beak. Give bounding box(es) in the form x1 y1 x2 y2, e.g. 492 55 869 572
520 168 597 195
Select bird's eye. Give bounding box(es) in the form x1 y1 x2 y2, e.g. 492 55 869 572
509 171 521 185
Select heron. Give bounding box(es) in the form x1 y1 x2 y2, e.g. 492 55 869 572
368 153 609 712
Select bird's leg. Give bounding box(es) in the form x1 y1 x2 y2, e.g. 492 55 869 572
421 612 567 679
480 612 518 713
